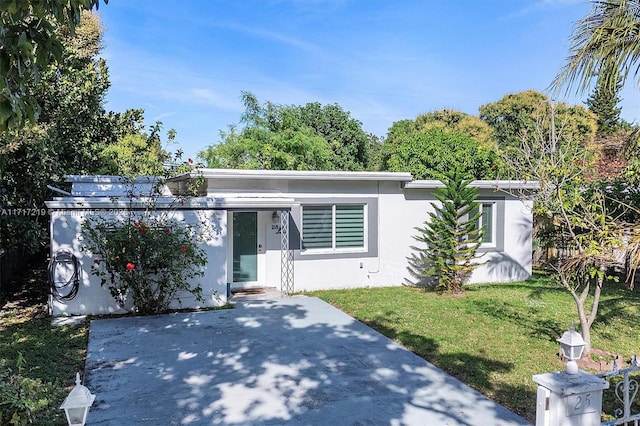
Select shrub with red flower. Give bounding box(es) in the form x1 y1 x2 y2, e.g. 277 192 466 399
82 214 207 315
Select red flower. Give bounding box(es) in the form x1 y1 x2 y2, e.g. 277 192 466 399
93 259 100 265
165 228 171 234
181 245 187 253
188 158 193 164
139 225 147 233
126 262 135 271
133 221 139 228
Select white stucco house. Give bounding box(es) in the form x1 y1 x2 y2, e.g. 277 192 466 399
46 169 537 317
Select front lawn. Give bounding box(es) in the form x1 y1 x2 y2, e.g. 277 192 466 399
307 274 640 422
2 268 638 424
0 304 88 425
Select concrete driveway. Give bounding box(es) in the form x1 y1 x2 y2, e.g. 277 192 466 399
85 295 531 425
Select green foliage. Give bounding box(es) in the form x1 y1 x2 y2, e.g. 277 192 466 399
199 92 374 171
409 171 483 293
0 11 109 256
202 124 335 171
81 166 210 315
0 0 105 131
585 74 625 137
499 99 630 354
415 109 496 149
0 13 168 259
294 102 372 170
379 121 500 179
99 122 172 176
0 353 45 426
82 212 208 315
479 90 597 152
551 0 640 95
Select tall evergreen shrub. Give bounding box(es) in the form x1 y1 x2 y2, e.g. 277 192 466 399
409 171 484 293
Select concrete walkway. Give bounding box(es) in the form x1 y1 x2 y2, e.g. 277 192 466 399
85 295 531 425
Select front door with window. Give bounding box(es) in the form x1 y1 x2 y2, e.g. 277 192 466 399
231 211 265 288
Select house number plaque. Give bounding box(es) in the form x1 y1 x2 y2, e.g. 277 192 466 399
567 393 596 416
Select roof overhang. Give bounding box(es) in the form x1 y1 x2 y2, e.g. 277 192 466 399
170 168 414 183
404 180 540 190
46 196 295 210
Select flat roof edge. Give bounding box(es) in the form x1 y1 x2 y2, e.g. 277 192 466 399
404 180 540 190
171 168 414 182
65 175 162 183
46 196 296 210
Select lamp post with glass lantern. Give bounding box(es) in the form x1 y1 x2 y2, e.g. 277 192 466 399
557 324 586 375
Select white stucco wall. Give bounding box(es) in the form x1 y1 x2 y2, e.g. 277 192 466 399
49 207 227 316
48 171 535 315
281 182 533 292
470 196 534 283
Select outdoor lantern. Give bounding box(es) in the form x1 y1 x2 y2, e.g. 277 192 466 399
557 325 586 375
60 372 95 426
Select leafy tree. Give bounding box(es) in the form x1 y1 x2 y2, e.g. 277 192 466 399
379 120 500 180
202 124 334 171
199 92 373 171
551 0 640 95
0 0 105 131
409 171 483 293
0 11 146 257
479 90 597 152
501 102 630 355
99 122 172 176
295 102 371 170
415 109 496 149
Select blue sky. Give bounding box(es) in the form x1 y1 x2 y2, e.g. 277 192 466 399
98 0 640 161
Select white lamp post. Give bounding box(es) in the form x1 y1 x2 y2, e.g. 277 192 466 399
60 372 95 426
557 325 586 375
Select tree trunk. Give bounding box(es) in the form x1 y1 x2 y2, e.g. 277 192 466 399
568 274 604 356
571 289 592 355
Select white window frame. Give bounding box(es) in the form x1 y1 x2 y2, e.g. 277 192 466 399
301 204 367 254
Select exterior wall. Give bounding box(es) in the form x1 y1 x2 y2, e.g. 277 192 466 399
49 208 227 316
470 194 533 283
284 183 533 292
370 182 438 287
48 172 535 315
281 179 382 292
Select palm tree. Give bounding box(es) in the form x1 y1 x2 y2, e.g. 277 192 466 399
551 0 640 95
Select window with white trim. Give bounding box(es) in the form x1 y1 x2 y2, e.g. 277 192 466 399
476 202 496 245
302 204 365 251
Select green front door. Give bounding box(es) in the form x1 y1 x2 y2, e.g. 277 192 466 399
232 212 258 283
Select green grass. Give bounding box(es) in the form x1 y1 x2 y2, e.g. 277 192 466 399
0 304 88 425
306 274 640 422
3 271 639 424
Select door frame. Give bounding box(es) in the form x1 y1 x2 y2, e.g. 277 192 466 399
228 211 266 289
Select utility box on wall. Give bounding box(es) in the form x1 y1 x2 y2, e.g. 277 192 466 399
533 370 609 426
